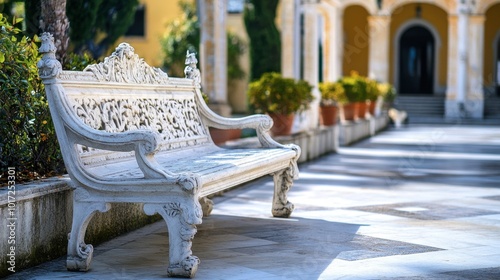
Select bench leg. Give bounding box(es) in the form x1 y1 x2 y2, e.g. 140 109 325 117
272 166 296 218
199 196 214 217
67 200 111 271
144 200 203 278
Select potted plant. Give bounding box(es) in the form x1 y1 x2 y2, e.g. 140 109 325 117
202 92 242 144
247 72 313 136
338 75 359 121
318 81 345 126
365 78 380 116
378 82 397 113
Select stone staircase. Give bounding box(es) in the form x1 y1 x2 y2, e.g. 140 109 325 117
392 94 500 125
393 95 445 117
484 95 500 118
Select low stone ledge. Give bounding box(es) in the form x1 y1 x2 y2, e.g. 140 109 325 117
339 115 388 146
0 178 160 277
223 125 339 163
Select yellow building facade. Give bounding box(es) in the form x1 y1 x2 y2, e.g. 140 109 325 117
123 0 500 119
121 0 186 67
282 0 500 119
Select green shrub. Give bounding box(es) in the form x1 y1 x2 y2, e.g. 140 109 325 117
319 81 347 106
365 78 380 101
247 72 313 115
0 14 64 184
378 82 397 103
63 52 98 71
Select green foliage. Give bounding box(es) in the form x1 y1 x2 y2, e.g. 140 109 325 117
160 0 246 81
332 71 394 104
227 31 246 80
337 71 367 103
365 78 380 101
247 72 313 115
63 52 98 70
24 0 41 37
0 14 64 183
244 0 281 81
319 82 346 106
160 0 200 77
378 82 397 103
67 0 139 59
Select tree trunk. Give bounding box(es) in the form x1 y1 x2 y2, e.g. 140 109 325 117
40 0 69 63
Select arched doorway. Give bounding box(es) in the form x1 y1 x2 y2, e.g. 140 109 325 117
398 26 435 94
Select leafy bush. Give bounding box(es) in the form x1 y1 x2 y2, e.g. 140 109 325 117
378 82 397 103
247 72 313 115
160 0 200 77
0 14 64 184
244 0 281 81
160 1 246 81
337 71 377 103
365 78 380 102
63 52 98 71
319 82 346 106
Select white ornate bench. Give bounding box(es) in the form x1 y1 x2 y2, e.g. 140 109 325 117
37 33 300 278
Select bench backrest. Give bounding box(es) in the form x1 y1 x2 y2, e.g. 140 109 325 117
40 38 213 167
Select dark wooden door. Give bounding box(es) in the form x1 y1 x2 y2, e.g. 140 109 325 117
398 26 435 94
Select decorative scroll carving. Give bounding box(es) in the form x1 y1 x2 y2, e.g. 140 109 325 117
70 96 209 148
272 163 297 218
84 43 169 84
144 201 202 278
66 201 111 271
37 33 62 80
184 50 201 86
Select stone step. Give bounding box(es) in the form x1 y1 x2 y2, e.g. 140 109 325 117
394 95 445 117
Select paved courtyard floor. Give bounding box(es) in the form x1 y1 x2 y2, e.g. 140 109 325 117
7 124 500 279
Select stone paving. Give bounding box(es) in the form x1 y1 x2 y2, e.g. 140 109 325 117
7 124 500 279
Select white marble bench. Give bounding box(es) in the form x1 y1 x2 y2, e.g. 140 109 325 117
37 33 300 278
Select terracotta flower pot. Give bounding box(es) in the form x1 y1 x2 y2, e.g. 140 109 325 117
368 100 376 116
341 103 357 122
209 128 242 144
269 113 295 136
356 101 367 119
319 105 338 126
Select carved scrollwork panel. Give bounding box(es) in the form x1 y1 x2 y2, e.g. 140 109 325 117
69 95 209 157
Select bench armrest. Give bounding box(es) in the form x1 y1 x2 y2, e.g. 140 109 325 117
64 116 170 179
197 97 297 151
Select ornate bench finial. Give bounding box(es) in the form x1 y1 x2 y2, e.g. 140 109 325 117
37 32 62 80
84 42 169 84
184 50 201 86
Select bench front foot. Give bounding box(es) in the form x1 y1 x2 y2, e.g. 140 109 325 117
272 165 297 218
199 196 214 217
144 200 202 278
67 200 111 271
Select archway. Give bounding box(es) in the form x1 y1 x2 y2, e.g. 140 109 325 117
398 25 435 94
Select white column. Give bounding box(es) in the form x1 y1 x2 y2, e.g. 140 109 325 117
199 0 230 116
281 0 297 78
368 14 390 82
445 15 459 118
324 4 342 82
456 3 469 107
467 15 485 118
293 2 320 132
